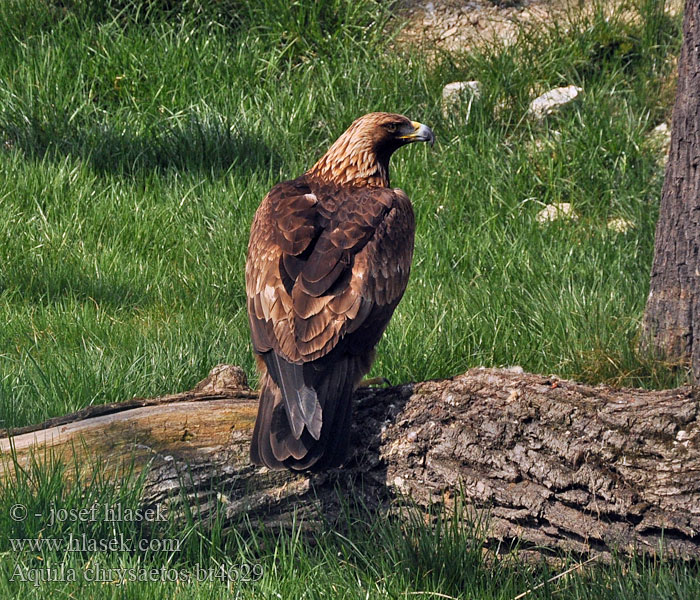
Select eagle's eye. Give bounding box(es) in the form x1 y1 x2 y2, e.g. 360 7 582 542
384 123 398 133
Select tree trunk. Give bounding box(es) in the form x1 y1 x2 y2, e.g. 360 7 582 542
2 365 699 561
642 0 700 380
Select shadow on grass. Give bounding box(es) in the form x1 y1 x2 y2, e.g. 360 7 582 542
3 113 280 178
1 265 151 311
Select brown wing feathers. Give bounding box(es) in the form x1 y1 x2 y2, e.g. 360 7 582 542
248 185 414 470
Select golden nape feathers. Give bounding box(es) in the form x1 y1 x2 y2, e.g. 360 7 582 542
308 112 435 187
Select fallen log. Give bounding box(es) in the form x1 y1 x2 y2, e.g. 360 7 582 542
1 365 699 560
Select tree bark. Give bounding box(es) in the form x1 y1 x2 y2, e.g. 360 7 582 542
642 0 700 380
1 365 699 561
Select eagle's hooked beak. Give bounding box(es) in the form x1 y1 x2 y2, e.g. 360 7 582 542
399 121 435 147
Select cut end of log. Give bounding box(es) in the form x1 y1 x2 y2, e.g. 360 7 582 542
193 364 250 393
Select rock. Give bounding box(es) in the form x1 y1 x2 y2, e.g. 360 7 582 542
535 202 578 224
650 122 671 145
528 85 582 120
424 1 436 24
607 217 634 233
440 25 460 40
441 81 482 118
652 122 669 135
649 122 671 167
649 123 671 150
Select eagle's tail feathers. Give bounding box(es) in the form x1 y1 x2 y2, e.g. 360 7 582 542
298 384 323 440
250 353 360 471
290 358 355 471
269 353 322 440
250 376 285 468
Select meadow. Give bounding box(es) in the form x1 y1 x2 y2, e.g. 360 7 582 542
0 0 697 597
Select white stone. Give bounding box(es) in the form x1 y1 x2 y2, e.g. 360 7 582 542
528 85 582 120
535 202 578 224
607 217 635 233
441 81 481 117
653 122 669 133
650 122 671 147
649 122 671 167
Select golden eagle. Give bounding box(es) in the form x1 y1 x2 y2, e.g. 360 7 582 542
246 112 434 471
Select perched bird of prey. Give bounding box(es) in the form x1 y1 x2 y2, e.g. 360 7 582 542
246 112 434 471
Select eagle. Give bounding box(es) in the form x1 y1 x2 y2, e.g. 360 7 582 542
246 112 434 471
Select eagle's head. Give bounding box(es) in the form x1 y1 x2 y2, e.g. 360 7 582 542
347 112 435 155
308 112 434 188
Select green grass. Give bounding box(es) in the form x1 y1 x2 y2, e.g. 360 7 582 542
0 0 682 431
0 0 694 597
1 454 699 599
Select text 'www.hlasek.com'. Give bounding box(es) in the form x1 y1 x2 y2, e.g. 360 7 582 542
7 501 263 587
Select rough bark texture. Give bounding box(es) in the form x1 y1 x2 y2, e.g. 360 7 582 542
643 0 700 380
2 365 699 561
